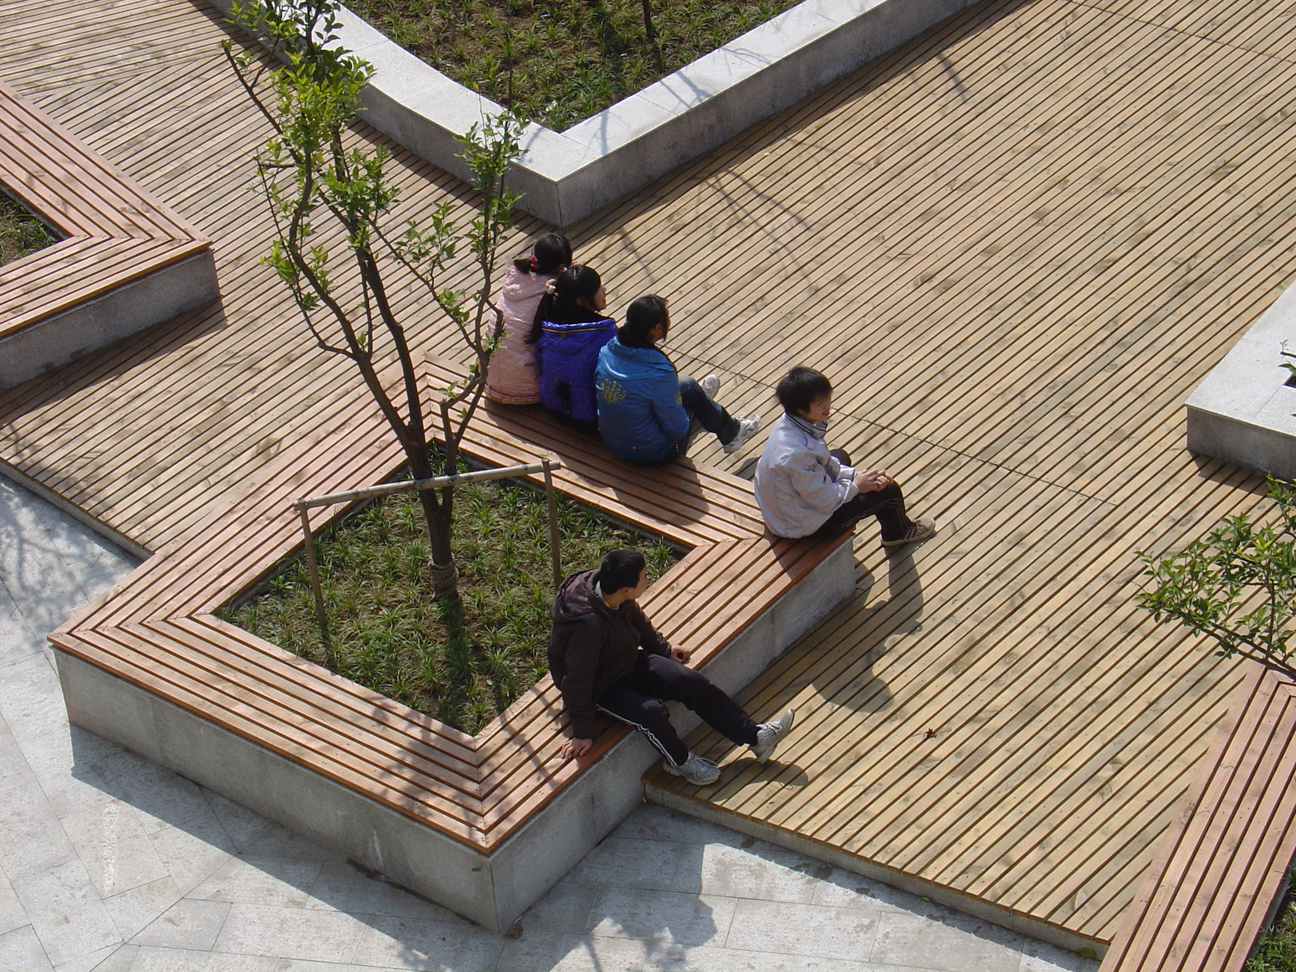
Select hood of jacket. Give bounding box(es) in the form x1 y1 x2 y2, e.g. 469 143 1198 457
600 336 676 376
550 569 604 627
500 265 553 304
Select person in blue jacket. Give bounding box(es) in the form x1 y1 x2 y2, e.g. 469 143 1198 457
595 295 761 463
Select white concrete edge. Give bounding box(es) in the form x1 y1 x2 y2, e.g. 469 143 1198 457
1185 276 1296 480
209 0 976 225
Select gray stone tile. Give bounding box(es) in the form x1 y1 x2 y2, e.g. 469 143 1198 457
54 941 125 972
587 887 737 948
724 899 878 963
62 801 170 897
870 913 1021 972
496 931 645 972
132 898 230 950
1019 938 1101 972
240 825 333 863
516 879 600 936
567 836 687 891
100 758 211 834
11 857 120 966
189 856 321 908
24 727 120 819
81 943 139 972
670 841 825 903
0 924 54 972
102 876 182 942
201 790 271 853
0 722 38 796
0 588 45 665
274 960 416 972
212 904 367 963
129 945 280 971
145 815 237 896
0 781 78 879
351 914 504 971
809 868 917 913
304 861 463 922
0 868 29 936
0 656 69 746
638 943 912 971
613 806 751 847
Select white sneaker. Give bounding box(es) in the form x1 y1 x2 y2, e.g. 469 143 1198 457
664 751 721 786
699 374 721 398
723 414 762 454
751 708 795 763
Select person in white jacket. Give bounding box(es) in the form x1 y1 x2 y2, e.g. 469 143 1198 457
754 367 936 546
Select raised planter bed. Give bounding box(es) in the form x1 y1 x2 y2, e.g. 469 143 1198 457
211 0 978 225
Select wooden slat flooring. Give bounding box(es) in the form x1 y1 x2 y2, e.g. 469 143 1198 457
5 0 1296 955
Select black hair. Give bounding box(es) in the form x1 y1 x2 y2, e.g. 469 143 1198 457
619 295 669 349
776 366 833 416
595 549 646 594
512 232 573 275
527 265 604 344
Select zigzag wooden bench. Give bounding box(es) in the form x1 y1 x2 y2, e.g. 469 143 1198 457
51 354 854 929
1099 664 1296 972
0 80 217 389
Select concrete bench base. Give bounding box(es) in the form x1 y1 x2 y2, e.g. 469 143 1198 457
0 251 218 390
1186 279 1296 480
53 535 854 930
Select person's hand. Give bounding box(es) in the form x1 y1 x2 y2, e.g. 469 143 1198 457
671 646 693 663
560 737 594 760
853 469 893 492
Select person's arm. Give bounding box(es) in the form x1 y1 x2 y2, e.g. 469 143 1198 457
556 619 603 744
783 449 859 515
648 370 691 442
625 600 671 657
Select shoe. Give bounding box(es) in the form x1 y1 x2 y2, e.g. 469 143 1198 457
881 516 937 548
722 414 762 454
664 752 721 786
751 708 795 763
699 373 721 397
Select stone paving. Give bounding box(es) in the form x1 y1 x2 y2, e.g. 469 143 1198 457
0 473 1099 972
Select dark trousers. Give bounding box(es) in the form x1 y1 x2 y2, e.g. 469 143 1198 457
676 376 740 455
813 449 914 541
596 652 758 765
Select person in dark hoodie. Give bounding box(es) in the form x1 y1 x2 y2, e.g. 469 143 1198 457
548 548 794 785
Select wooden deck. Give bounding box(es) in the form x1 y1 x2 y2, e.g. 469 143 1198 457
4 0 1296 957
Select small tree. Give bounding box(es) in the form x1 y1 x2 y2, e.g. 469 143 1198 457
223 0 524 600
1136 479 1296 676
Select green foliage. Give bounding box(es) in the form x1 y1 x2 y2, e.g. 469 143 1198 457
223 0 527 596
343 0 801 131
1136 479 1296 673
0 191 56 267
1247 870 1296 971
223 477 679 734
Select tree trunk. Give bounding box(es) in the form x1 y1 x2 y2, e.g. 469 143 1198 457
410 447 459 601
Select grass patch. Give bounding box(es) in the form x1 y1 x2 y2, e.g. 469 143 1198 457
346 0 802 131
1248 874 1296 971
0 191 56 267
223 474 679 735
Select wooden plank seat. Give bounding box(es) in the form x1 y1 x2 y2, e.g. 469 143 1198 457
49 354 853 928
1099 666 1296 972
0 80 215 384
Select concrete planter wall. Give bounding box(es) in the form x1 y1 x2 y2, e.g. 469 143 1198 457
212 0 976 225
1187 279 1296 480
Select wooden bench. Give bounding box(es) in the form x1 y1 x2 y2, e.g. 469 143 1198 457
1099 665 1296 972
50 353 854 929
0 80 217 388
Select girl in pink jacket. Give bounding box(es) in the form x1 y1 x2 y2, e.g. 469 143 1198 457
485 234 572 404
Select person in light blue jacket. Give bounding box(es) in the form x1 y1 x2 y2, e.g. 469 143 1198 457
595 296 761 463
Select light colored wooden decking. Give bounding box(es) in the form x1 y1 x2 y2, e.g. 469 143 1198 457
3 0 1295 953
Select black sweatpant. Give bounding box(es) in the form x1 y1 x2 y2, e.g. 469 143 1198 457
812 449 914 541
596 652 759 765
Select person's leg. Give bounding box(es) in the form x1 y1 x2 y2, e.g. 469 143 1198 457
829 448 852 466
814 481 912 541
596 677 691 765
639 653 760 747
679 376 740 446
